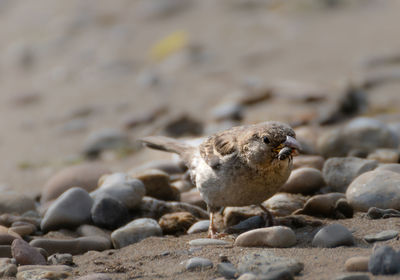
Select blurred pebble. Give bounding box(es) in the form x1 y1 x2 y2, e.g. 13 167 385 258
263 193 307 217
211 101 244 122
0 233 19 245
11 239 46 265
345 256 370 272
0 191 36 215
234 226 296 248
217 262 238 279
223 206 263 228
185 257 213 271
171 179 194 193
346 170 400 211
76 224 111 241
41 187 93 232
123 105 167 129
138 0 191 19
322 157 378 193
162 114 203 137
129 159 186 175
91 194 131 230
180 189 206 209
335 273 370 280
188 238 229 247
238 87 273 106
0 258 17 277
376 163 400 174
47 253 74 266
10 92 41 107
75 273 112 280
16 265 72 280
312 224 355 248
111 218 162 249
9 224 36 237
238 273 257 280
91 173 145 210
40 163 110 203
368 246 400 275
293 155 325 170
158 212 197 235
366 207 400 219
224 215 265 234
367 149 399 163
83 128 130 159
364 230 399 243
280 167 325 194
187 220 210 234
30 236 111 255
0 245 12 258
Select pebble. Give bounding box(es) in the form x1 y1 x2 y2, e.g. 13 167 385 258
10 224 36 236
0 191 36 215
158 212 198 235
238 251 303 277
75 273 112 280
11 239 47 265
294 193 353 219
40 163 110 203
41 187 93 232
16 265 72 280
367 148 399 163
263 193 307 217
345 256 370 272
171 179 194 193
30 236 111 255
237 273 257 280
0 233 20 245
280 168 325 194
335 273 370 280
162 114 203 137
180 188 206 209
364 230 399 243
223 206 263 228
234 226 296 248
225 215 266 234
47 253 74 266
185 257 213 271
76 224 112 241
217 262 239 279
111 218 162 249
83 128 131 158
91 193 130 230
0 258 17 277
346 170 400 211
367 207 400 219
132 169 180 201
292 155 325 170
92 173 146 210
312 224 355 248
368 245 400 275
322 157 378 193
130 159 186 175
189 238 230 247
187 220 210 234
375 163 400 174
0 245 12 258
211 101 244 122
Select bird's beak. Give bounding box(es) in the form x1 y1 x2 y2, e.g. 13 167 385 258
283 135 301 151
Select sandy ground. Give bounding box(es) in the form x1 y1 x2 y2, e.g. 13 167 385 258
1 0 400 279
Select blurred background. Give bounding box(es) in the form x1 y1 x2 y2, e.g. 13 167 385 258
1 0 400 195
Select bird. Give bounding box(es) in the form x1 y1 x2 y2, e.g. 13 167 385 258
140 121 301 238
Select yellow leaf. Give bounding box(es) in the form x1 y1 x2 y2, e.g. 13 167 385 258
150 31 188 61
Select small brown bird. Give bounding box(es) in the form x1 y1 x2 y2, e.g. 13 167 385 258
141 121 301 238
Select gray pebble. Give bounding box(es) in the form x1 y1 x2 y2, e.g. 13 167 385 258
280 167 325 194
234 226 296 248
335 273 370 280
187 220 210 234
74 273 112 280
364 230 399 243
83 128 130 158
0 258 17 277
217 262 238 279
0 191 36 215
186 257 213 271
264 193 307 217
368 245 400 275
189 238 230 247
91 193 130 230
47 253 74 266
312 224 355 248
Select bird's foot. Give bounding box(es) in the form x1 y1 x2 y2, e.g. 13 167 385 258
259 204 275 227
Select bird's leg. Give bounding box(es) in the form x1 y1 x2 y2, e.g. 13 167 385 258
259 204 274 227
207 211 218 239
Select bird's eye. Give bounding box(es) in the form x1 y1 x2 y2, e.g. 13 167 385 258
263 136 270 144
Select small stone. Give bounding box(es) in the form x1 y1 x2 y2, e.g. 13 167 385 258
364 230 399 243
322 157 378 193
132 169 179 201
158 212 198 235
30 236 111 255
76 224 111 241
223 206 263 228
0 245 12 258
16 265 72 280
280 168 325 194
225 216 266 234
293 155 325 170
185 257 213 271
10 224 36 237
346 170 400 211
180 189 206 209
0 258 17 277
312 224 355 248
91 173 146 210
368 245 400 275
162 114 203 137
335 273 370 280
345 256 370 272
234 226 296 248
83 128 130 158
0 191 36 215
188 238 230 247
130 159 186 175
111 218 162 249
48 253 74 266
171 179 194 193
11 239 46 265
75 273 112 280
375 163 400 174
263 193 307 217
41 187 93 232
238 273 257 280
367 148 399 163
91 194 130 230
217 262 238 279
366 207 400 219
40 163 110 203
187 220 210 234
0 233 20 245
211 101 244 122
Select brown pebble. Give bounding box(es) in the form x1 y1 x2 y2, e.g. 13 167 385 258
0 233 20 245
345 256 370 272
293 155 325 170
11 239 47 265
159 212 198 235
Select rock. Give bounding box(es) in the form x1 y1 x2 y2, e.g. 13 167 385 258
47 253 74 266
132 169 179 201
366 207 400 219
171 179 194 193
16 265 72 280
294 193 353 219
0 191 36 215
188 238 230 247
92 173 146 210
225 215 266 234
75 273 112 280
139 197 208 220
346 170 400 211
234 226 296 248
10 224 36 237
185 257 213 271
376 163 400 174
367 148 399 163
293 155 325 170
322 157 378 193
345 256 370 272
30 236 111 255
41 187 93 232
130 159 186 175
0 233 20 245
280 168 325 194
162 114 203 137
223 206 263 228
238 251 303 277
211 101 244 122
41 163 110 203
11 239 47 265
0 258 17 277
364 230 399 243
180 189 206 209
76 224 111 241
0 245 12 258
83 128 130 158
312 224 355 248
187 220 209 234
263 193 307 217
158 212 197 235
91 194 130 230
111 218 162 249
368 245 400 275
317 117 399 158
238 273 257 280
335 273 370 280
217 262 238 279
